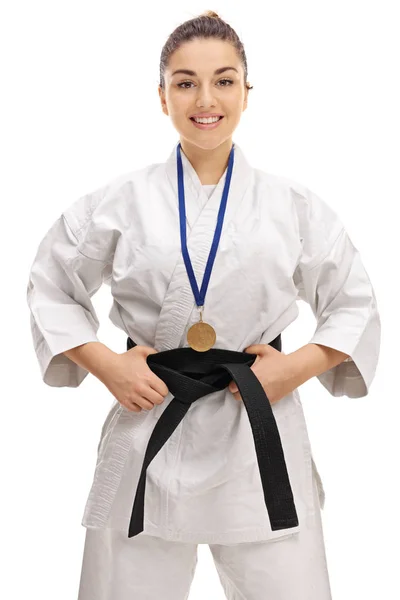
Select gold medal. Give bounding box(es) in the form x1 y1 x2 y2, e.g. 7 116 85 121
187 306 216 352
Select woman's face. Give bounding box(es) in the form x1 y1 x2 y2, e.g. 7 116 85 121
159 38 248 150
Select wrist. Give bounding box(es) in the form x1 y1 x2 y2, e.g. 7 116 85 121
63 341 119 381
281 352 307 392
285 343 350 388
89 344 120 381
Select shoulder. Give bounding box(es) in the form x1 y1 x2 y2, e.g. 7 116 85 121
62 162 162 241
251 168 312 214
254 167 343 232
253 167 319 206
254 168 345 267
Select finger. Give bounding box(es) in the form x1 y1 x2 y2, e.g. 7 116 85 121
127 387 154 411
245 344 267 355
245 344 260 352
127 401 142 412
142 383 166 405
139 345 159 356
131 381 164 407
228 382 238 393
148 375 169 398
136 395 157 411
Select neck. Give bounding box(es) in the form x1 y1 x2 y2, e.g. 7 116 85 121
179 138 233 185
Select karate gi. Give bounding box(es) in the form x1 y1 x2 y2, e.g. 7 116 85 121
27 140 380 597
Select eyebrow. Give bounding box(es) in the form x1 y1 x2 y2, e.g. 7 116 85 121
171 66 239 77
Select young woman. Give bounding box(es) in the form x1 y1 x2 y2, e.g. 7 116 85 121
27 10 381 600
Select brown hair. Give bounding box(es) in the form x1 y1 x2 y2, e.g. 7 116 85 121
159 10 253 92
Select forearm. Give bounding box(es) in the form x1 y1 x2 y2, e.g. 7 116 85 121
285 343 350 389
63 341 118 381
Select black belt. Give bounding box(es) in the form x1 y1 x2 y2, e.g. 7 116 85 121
126 334 299 538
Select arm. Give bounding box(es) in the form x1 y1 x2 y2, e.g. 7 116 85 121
291 185 381 397
285 343 350 390
27 189 114 387
63 341 118 384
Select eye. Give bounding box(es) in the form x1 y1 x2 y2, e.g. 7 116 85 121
218 78 234 86
177 78 234 89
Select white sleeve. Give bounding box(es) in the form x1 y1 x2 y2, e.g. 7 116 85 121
26 205 110 388
292 186 381 398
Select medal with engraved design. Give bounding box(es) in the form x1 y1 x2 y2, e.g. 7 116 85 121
176 142 235 352
187 306 216 352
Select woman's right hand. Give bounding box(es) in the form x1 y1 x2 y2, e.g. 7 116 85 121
98 345 169 412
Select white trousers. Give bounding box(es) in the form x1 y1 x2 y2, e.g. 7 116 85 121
77 470 332 599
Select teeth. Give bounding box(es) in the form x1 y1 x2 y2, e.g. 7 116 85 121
193 116 221 124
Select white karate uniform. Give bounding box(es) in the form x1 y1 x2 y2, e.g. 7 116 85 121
76 468 332 600
27 140 380 597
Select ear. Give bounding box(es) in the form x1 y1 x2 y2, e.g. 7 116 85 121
243 86 249 111
158 85 169 116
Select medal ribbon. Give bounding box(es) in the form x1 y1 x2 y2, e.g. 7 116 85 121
177 141 235 308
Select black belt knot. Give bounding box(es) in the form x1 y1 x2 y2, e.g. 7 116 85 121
125 334 298 538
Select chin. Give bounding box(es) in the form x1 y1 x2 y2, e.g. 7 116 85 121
180 133 233 152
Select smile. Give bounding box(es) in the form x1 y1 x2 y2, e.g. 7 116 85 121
190 116 224 130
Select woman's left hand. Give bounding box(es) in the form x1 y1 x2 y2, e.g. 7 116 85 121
228 344 295 406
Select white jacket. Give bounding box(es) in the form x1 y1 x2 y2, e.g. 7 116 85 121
26 141 381 543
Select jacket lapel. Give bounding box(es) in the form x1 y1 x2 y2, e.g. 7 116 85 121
155 140 253 350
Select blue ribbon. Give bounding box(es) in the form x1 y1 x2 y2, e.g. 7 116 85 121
177 141 235 308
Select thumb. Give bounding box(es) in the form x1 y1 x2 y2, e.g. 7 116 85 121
228 380 238 393
244 344 263 353
137 345 159 357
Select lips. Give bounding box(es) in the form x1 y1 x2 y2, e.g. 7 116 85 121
190 116 224 121
190 116 225 130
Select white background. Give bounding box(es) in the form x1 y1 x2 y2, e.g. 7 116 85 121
2 1 398 598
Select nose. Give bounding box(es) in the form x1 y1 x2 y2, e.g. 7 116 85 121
195 84 217 108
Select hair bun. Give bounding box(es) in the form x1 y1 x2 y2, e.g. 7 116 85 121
200 10 221 19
